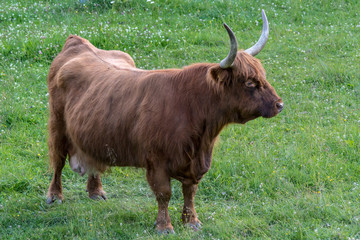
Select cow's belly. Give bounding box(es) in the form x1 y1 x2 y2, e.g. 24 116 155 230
67 142 146 176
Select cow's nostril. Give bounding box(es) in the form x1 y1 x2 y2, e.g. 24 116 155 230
276 102 284 112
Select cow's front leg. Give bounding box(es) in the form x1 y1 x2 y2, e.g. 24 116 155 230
181 183 202 231
87 174 107 200
146 167 174 234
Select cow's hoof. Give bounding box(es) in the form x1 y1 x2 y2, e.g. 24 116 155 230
154 221 175 235
46 196 63 205
185 222 202 231
157 228 175 235
89 193 107 201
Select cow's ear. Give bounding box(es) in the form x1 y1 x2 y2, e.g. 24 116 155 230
207 66 233 87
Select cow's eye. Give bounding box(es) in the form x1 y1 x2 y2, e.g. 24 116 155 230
245 80 257 88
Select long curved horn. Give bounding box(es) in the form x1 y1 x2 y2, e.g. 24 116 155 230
245 9 269 56
219 23 238 69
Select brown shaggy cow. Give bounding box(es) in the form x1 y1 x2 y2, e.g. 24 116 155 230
46 10 283 233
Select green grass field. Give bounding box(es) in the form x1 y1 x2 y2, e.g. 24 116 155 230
0 0 359 239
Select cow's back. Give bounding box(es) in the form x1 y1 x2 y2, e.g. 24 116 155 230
48 35 135 83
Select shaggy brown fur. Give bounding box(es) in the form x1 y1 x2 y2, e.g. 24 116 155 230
46 35 283 233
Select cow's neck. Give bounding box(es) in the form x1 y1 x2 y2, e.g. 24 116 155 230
176 63 235 143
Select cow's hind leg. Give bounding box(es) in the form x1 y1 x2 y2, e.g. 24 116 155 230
146 164 174 234
46 123 68 204
47 153 66 204
181 183 202 231
87 174 107 200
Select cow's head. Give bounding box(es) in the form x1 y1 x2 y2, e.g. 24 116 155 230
207 10 283 123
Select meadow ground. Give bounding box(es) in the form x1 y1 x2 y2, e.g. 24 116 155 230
0 0 359 239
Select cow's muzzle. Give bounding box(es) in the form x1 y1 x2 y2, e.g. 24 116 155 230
276 102 284 113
